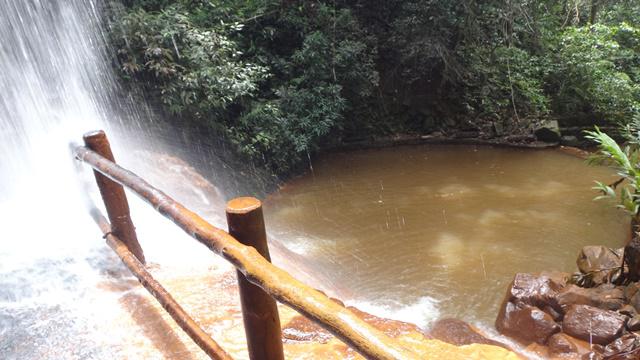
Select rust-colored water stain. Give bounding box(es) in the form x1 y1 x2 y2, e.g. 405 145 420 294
106 264 518 359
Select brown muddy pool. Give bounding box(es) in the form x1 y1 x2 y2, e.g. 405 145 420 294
265 144 629 328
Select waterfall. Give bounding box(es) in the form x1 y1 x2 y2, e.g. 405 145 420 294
0 1 220 358
0 0 118 277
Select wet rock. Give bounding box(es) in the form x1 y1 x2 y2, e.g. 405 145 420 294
626 238 640 282
132 151 224 215
346 306 424 338
577 246 624 274
618 304 637 318
544 271 572 286
429 318 507 348
282 315 333 343
534 120 561 143
495 302 560 344
576 246 624 286
562 305 627 345
523 342 550 358
603 333 640 359
582 352 604 360
561 135 581 147
559 145 591 159
542 305 563 322
624 283 640 302
547 332 592 358
500 272 567 314
627 316 640 331
629 290 640 314
557 284 625 312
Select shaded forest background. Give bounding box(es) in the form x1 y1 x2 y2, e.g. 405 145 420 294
107 0 640 177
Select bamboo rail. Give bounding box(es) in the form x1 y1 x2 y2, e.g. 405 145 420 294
74 138 419 360
91 209 233 360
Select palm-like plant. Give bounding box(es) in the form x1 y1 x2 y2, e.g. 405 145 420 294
586 116 640 281
585 121 640 226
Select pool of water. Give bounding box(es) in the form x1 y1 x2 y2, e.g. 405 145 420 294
264 144 629 327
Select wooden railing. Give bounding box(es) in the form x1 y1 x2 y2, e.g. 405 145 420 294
74 130 419 360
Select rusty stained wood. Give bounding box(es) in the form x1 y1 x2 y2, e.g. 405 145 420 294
93 211 233 360
226 197 284 360
74 143 420 360
83 130 145 264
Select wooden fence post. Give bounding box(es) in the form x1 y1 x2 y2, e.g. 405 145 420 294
226 197 284 360
83 130 145 264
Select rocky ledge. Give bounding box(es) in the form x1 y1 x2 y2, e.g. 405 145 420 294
103 262 520 359
495 245 640 359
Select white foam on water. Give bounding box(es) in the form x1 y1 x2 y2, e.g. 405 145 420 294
346 296 441 330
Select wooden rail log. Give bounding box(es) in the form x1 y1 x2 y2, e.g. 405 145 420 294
84 130 145 263
92 210 233 360
226 197 284 360
74 143 419 360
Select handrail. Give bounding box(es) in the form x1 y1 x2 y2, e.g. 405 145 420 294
74 137 420 359
91 209 233 360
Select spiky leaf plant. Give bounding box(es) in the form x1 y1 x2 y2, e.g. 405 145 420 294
585 121 640 220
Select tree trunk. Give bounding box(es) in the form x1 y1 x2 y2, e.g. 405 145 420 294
625 216 640 281
589 0 599 24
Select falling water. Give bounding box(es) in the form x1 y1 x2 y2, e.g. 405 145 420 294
0 1 227 358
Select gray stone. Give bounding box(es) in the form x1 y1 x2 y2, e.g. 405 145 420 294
561 135 581 147
534 120 561 143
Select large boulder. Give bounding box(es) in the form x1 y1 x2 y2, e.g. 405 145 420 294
576 246 624 286
495 302 560 344
557 284 625 312
562 305 627 345
500 272 568 315
534 120 561 143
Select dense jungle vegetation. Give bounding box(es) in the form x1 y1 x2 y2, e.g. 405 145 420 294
107 0 640 176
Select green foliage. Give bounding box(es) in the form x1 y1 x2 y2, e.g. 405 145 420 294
551 23 640 123
108 0 377 175
586 124 640 217
107 0 640 178
460 45 550 128
108 2 266 122
229 85 345 173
